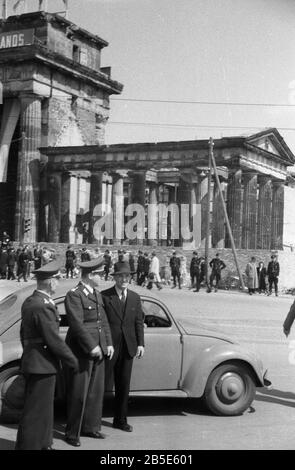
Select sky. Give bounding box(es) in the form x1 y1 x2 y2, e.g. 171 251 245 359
9 0 295 152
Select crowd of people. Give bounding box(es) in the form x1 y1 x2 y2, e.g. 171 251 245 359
0 231 282 295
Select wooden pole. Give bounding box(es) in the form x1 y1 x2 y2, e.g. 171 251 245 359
210 138 246 290
2 0 7 19
205 138 213 292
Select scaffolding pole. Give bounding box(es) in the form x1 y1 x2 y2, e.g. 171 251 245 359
209 137 246 291
204 138 212 292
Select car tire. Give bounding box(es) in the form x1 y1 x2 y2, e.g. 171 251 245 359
203 363 255 416
0 364 24 424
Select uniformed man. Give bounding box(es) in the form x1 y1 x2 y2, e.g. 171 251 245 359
64 256 114 447
15 260 79 451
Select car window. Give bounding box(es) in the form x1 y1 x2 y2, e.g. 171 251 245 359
142 299 172 328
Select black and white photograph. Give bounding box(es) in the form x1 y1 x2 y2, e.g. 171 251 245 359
1 0 295 455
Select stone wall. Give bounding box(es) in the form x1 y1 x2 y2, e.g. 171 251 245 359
20 243 295 292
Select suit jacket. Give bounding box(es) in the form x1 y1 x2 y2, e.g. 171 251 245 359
20 290 78 375
101 286 145 358
65 282 113 358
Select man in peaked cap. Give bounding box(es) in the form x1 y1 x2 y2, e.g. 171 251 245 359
15 260 79 450
64 256 114 447
101 261 145 432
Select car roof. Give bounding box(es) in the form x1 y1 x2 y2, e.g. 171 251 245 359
0 279 167 335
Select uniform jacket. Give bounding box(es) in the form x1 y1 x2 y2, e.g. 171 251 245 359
209 258 226 274
137 255 145 272
267 261 280 278
64 282 113 358
170 256 181 273
190 257 200 275
20 290 78 374
101 286 145 358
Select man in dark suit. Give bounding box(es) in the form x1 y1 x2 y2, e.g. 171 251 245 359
64 256 114 447
101 261 145 432
15 261 79 451
267 254 280 297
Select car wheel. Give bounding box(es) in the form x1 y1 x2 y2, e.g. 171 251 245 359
204 363 255 416
0 364 24 423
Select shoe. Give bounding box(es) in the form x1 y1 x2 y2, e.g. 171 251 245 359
193 289 199 292
65 436 81 447
81 431 106 439
275 293 278 297
171 285 176 289
267 292 272 296
113 422 133 432
42 446 56 450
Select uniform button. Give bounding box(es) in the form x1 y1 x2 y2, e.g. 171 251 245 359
43 345 47 349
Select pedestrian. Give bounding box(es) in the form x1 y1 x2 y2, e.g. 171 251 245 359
257 261 267 294
82 223 88 244
267 254 280 297
0 247 8 279
199 257 206 286
147 251 162 290
169 251 181 289
142 252 150 287
64 257 114 447
25 245 33 279
209 253 226 292
33 244 43 270
128 252 136 283
80 247 91 262
245 256 258 295
15 261 79 450
17 247 29 282
65 244 76 279
190 251 201 291
101 261 145 432
7 246 17 280
136 250 145 286
103 249 112 281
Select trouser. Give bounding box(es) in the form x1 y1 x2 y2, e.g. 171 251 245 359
17 266 27 281
191 272 200 290
104 266 110 281
15 374 56 450
210 272 221 288
65 356 105 439
105 337 133 425
66 264 74 278
268 276 278 294
7 266 15 280
172 270 181 287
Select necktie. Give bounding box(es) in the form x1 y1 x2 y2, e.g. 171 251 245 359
120 290 126 308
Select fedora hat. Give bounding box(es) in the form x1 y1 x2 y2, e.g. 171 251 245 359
111 261 135 276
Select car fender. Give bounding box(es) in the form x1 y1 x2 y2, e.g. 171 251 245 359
181 340 265 398
0 340 22 369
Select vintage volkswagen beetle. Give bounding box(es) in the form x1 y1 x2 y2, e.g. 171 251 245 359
0 280 270 422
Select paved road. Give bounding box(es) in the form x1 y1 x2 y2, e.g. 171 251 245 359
1 281 295 450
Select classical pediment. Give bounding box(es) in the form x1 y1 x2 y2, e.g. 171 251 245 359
245 128 295 166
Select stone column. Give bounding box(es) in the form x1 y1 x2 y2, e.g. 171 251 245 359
257 176 272 249
112 172 124 245
88 171 104 244
196 173 208 247
271 180 284 250
15 95 42 242
60 171 71 244
212 178 225 248
241 172 258 249
129 171 146 244
148 182 158 245
47 173 62 243
225 168 242 248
